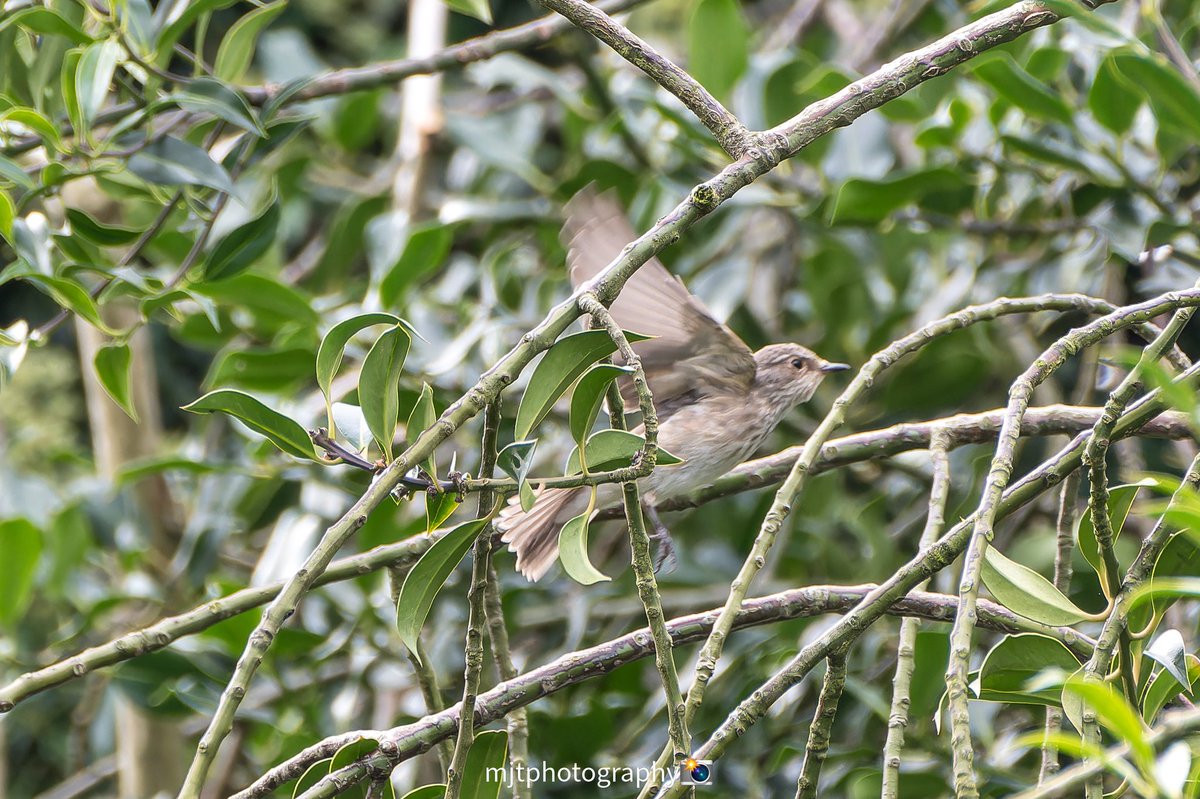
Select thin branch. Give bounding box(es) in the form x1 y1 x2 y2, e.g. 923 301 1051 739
389 569 453 772
534 0 752 157
945 290 1200 798
795 646 849 799
579 292 691 772
1039 470 1080 782
482 561 530 799
444 401 501 798
881 429 950 799
234 586 1094 799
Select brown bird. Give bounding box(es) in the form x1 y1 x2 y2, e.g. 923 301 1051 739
497 189 849 580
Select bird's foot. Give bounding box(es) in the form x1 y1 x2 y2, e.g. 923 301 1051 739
649 524 677 575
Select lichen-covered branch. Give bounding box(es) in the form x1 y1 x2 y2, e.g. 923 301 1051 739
795 647 849 799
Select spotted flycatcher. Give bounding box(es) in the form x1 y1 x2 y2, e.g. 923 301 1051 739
497 189 849 580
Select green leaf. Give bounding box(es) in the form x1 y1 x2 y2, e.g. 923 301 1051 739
395 516 491 658
497 440 537 490
514 330 650 440
214 2 287 83
1063 675 1153 769
1142 653 1198 723
829 167 967 225
460 730 508 799
558 507 609 585
202 201 280 281
128 136 236 193
565 429 683 475
1089 52 1141 134
75 39 122 135
0 189 13 245
1145 629 1190 691
291 758 333 799
0 108 64 154
154 0 240 58
22 274 114 333
0 155 35 190
981 546 1090 626
209 347 314 392
519 481 536 513
172 78 266 136
425 491 460 532
569 364 632 447
0 518 42 629
94 342 137 420
443 0 492 24
359 326 412 461
1111 50 1200 139
316 313 409 432
976 633 1083 706
0 7 91 44
688 0 748 103
67 208 142 246
182 388 316 460
378 223 455 308
972 53 1073 125
327 737 380 798
399 787 445 799
1077 480 1154 588
406 382 437 478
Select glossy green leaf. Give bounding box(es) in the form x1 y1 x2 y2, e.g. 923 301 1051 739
0 108 63 154
1077 479 1153 587
558 506 609 585
316 313 408 433
688 0 748 103
0 189 13 245
0 7 91 44
569 363 631 447
359 326 411 460
22 274 113 333
75 39 122 134
406 382 437 478
444 0 492 24
378 223 455 307
0 518 42 628
0 155 35 190
830 168 967 224
396 516 491 659
1145 629 1190 691
399 787 445 799
497 440 537 491
519 481 536 513
128 136 236 194
425 491 460 532
291 758 333 799
1063 675 1153 769
973 53 1073 125
209 347 314 392
1142 654 1198 723
66 208 142 246
1111 50 1200 139
172 78 266 136
202 201 280 281
182 389 316 460
981 546 1090 626
565 429 682 475
460 730 508 799
94 342 137 420
514 330 650 440
154 0 240 58
976 633 1083 706
214 2 287 82
329 736 379 799
1089 52 1141 134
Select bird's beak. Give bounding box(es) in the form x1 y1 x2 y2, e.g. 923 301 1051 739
820 362 851 373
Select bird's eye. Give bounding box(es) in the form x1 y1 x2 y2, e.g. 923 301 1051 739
790 357 806 369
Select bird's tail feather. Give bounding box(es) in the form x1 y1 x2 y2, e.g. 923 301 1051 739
496 486 585 581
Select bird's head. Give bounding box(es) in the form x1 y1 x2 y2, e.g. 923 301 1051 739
752 343 850 410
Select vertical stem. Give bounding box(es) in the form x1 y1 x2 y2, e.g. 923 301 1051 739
881 429 950 799
444 401 501 798
389 568 453 772
795 647 849 799
483 562 531 799
1038 470 1079 783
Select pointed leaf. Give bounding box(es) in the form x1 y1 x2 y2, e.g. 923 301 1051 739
1077 479 1153 585
688 0 748 103
976 633 1083 706
128 136 236 193
425 490 459 532
565 429 683 475
569 363 632 446
0 189 13 245
75 39 122 133
396 516 491 658
514 329 650 440
67 208 142 246
316 313 409 431
182 388 316 460
460 730 508 799
359 326 411 460
22 274 114 333
202 201 280 281
1064 675 1153 769
497 440 536 488
172 78 266 136
378 223 455 307
94 342 137 420
399 787 445 799
1145 629 1191 691
443 0 492 24
214 2 287 82
558 508 609 585
406 382 437 478
981 546 1090 626
1142 654 1199 723
0 518 42 629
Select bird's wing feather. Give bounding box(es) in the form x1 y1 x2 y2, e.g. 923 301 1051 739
562 188 757 418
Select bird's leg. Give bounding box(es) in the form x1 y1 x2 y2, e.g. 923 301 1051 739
641 502 677 575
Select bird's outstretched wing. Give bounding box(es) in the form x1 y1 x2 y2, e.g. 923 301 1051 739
562 187 757 419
